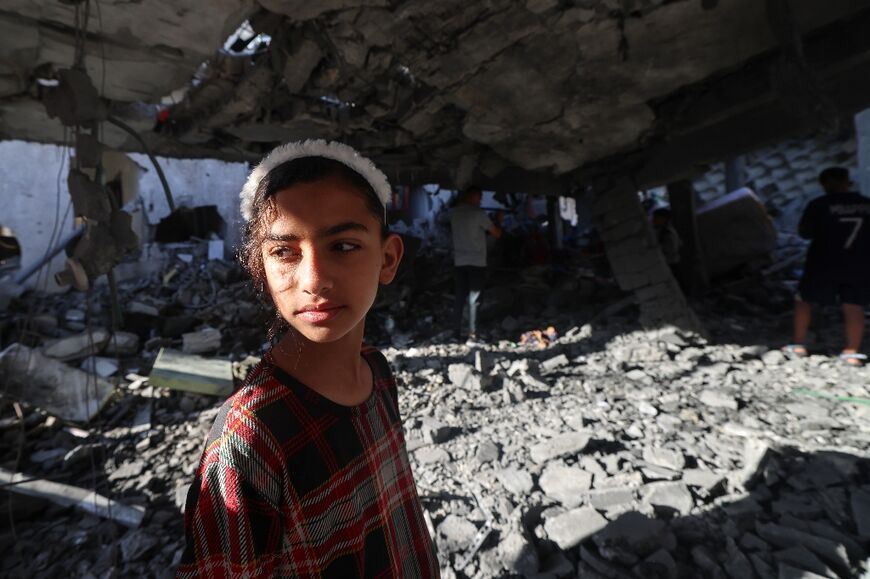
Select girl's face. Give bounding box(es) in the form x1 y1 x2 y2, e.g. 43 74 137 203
261 175 403 343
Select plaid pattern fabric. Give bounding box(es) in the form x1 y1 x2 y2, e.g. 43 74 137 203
177 345 439 578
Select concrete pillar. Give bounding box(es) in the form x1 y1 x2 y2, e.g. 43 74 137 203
591 178 703 333
855 108 870 196
667 180 709 295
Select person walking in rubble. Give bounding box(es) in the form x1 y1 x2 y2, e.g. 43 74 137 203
177 140 438 578
449 185 502 345
784 166 870 366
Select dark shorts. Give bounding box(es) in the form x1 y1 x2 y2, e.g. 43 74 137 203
797 274 870 306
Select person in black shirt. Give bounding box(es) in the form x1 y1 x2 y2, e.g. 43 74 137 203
786 167 870 365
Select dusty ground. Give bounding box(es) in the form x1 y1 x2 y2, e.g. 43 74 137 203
1 259 868 578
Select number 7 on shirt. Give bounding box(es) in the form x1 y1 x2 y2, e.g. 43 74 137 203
839 217 864 249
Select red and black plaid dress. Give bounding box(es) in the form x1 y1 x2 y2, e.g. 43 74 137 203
176 345 439 578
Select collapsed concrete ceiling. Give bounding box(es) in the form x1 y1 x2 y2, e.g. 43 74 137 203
3 0 870 191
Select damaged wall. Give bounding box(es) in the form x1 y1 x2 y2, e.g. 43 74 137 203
693 133 858 234
126 154 249 256
1 140 79 292
0 140 248 290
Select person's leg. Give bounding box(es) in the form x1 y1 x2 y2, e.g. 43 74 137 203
467 267 486 337
454 267 470 337
841 303 865 353
791 273 831 351
793 298 812 346
837 283 869 362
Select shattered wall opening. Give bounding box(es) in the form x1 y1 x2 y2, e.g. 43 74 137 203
0 225 22 275
154 205 227 244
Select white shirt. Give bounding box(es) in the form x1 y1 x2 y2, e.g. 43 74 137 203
449 204 493 267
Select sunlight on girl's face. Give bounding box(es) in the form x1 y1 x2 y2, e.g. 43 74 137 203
261 176 402 343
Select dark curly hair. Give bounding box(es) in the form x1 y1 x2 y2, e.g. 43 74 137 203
238 156 389 338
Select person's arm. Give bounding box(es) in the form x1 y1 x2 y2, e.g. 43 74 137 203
798 201 819 240
176 405 284 579
486 210 503 239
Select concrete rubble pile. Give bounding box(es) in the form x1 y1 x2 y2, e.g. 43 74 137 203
0 246 868 578
389 320 870 578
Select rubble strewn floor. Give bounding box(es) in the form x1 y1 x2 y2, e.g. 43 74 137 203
1 255 869 578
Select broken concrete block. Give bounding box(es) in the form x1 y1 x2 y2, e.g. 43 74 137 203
0 343 113 422
642 481 694 516
42 328 110 361
580 544 633 577
127 299 162 316
539 462 593 508
506 358 540 377
148 348 233 397
104 331 140 356
419 417 460 444
757 522 850 575
497 467 534 495
496 530 538 575
773 546 835 579
761 349 786 366
529 431 591 463
592 511 673 558
586 486 636 510
414 447 450 465
447 363 492 390
638 549 678 579
540 353 569 372
594 471 643 489
0 467 144 528
181 327 221 354
437 514 477 553
696 187 777 277
683 468 726 498
118 529 160 561
699 389 739 410
80 356 119 378
741 439 775 489
643 447 686 471
691 544 725 573
850 486 870 539
724 538 755 579
543 506 607 550
475 440 500 463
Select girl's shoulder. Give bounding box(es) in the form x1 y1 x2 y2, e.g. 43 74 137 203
360 343 395 386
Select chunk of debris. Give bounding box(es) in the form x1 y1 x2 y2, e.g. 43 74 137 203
148 347 233 397
42 328 110 361
181 327 222 354
544 506 607 550
0 467 145 528
529 431 591 464
0 343 113 422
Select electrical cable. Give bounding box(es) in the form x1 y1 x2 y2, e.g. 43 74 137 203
106 115 176 212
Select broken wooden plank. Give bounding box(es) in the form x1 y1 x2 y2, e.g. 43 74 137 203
0 343 113 422
0 467 145 528
148 347 233 396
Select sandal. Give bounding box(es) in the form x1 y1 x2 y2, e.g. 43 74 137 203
781 344 808 358
838 352 867 366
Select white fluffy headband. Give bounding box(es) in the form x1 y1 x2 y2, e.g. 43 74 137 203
239 139 391 221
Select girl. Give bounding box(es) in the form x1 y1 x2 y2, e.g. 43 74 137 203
176 141 439 578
